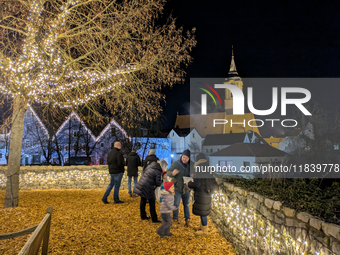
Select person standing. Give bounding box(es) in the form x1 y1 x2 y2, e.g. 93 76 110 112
187 153 218 236
167 149 192 228
102 141 125 204
157 181 178 238
134 160 167 223
142 149 159 173
126 149 141 197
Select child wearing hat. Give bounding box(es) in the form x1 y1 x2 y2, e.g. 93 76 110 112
156 181 178 238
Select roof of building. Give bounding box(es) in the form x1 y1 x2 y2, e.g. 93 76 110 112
209 143 286 157
171 127 201 137
173 112 262 138
203 133 246 146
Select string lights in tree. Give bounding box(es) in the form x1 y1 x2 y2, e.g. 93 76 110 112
0 0 195 208
0 0 134 108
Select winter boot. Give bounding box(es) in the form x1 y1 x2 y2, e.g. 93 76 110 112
184 219 192 228
193 223 202 231
194 225 209 236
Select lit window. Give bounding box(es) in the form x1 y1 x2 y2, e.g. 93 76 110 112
334 145 339 150
219 160 233 168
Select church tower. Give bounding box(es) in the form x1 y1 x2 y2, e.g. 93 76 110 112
224 46 243 114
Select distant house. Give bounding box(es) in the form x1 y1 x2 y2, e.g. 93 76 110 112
94 118 130 164
52 111 97 165
203 130 266 157
21 107 50 165
167 128 203 161
208 143 286 178
52 112 130 165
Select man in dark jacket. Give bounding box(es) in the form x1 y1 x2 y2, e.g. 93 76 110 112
167 149 193 228
126 149 141 197
102 141 125 204
187 152 218 236
142 149 159 173
134 161 162 223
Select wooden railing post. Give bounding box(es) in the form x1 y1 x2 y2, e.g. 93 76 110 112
42 206 53 255
18 206 53 255
0 206 53 254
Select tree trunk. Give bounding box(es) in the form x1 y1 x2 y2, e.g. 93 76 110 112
3 97 27 208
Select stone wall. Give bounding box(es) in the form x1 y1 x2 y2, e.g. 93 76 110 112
211 177 340 255
0 165 142 190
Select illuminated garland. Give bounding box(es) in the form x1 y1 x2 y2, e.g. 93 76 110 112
0 169 142 188
0 0 135 107
212 191 334 255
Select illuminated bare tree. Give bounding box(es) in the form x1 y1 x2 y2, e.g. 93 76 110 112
0 0 196 207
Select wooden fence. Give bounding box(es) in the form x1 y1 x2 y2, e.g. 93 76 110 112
0 206 53 255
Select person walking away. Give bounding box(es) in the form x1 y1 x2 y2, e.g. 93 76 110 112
187 153 218 236
167 149 193 228
102 141 125 204
157 181 178 238
134 160 167 223
126 149 141 197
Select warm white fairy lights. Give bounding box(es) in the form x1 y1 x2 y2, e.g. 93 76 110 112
54 111 96 141
0 0 135 107
96 118 131 142
211 191 330 255
0 169 140 189
0 169 110 188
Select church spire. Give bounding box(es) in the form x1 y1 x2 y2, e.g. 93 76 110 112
228 45 239 77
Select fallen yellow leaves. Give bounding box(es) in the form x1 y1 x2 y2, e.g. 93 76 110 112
0 189 235 254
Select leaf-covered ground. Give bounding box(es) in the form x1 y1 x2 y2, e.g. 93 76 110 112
0 189 235 254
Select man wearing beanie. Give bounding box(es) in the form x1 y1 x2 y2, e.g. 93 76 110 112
157 181 178 238
167 149 193 228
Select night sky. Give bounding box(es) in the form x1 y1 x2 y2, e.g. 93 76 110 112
161 0 340 131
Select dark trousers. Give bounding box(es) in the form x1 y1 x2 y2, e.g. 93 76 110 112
140 197 157 221
157 213 172 237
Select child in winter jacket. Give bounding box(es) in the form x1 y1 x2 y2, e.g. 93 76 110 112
156 181 177 238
